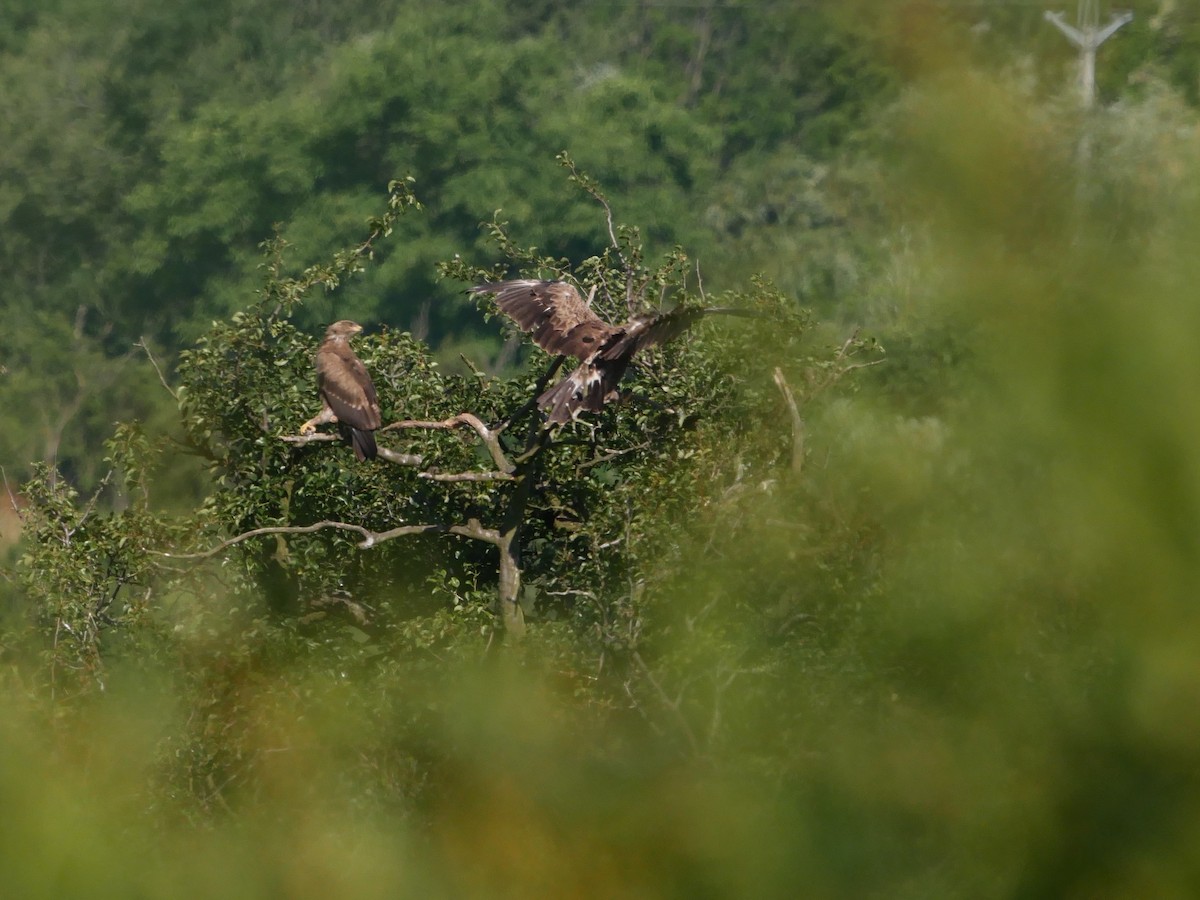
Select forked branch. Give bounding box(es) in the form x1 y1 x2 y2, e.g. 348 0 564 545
281 432 424 466
150 513 523 634
283 410 514 472
381 413 514 473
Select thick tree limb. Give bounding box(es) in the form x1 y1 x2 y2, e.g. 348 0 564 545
773 368 805 475
280 432 423 467
366 517 501 548
152 517 503 559
381 413 514 474
377 447 425 466
153 521 376 558
419 470 515 483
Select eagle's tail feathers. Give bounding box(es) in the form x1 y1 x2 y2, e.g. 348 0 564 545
347 427 378 461
538 374 583 425
538 361 623 425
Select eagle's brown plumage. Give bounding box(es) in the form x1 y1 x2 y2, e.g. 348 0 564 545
472 280 752 425
299 320 382 460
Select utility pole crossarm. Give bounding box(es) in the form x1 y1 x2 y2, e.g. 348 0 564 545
1045 5 1133 108
1096 11 1134 44
1044 11 1085 48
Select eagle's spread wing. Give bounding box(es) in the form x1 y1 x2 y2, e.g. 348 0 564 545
533 309 701 425
604 307 706 358
474 280 760 425
472 280 618 360
314 323 381 461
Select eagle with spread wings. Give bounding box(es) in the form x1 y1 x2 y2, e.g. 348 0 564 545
299 320 382 460
472 280 757 425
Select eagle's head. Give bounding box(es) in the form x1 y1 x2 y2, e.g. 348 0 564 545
325 320 364 340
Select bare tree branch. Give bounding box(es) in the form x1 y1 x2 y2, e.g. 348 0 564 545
279 432 424 467
151 514 523 633
773 368 805 476
419 470 515 483
632 651 701 756
382 413 514 474
0 467 24 521
364 517 502 548
151 521 376 559
280 432 338 446
495 356 565 435
844 359 886 374
558 153 636 311
576 441 651 473
377 447 425 466
135 338 178 401
151 516 506 560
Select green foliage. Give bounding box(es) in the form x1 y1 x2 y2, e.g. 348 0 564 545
14 424 170 696
6 153 858 802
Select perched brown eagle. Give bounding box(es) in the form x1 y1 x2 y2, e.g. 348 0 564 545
472 279 758 425
299 320 382 460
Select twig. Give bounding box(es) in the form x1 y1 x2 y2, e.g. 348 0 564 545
576 441 651 473
804 330 886 405
707 666 743 748
135 338 178 401
773 368 805 476
563 154 624 267
632 651 701 756
65 469 114 542
459 353 488 381
495 356 566 435
844 359 886 374
0 467 24 524
544 588 599 600
559 153 635 310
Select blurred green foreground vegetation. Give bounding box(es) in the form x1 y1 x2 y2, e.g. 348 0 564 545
4 2 1200 897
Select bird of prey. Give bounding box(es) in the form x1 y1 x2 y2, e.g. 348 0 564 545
299 320 382 460
472 279 758 425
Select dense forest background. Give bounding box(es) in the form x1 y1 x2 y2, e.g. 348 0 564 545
4 0 1200 896
5 0 1198 490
